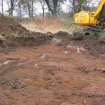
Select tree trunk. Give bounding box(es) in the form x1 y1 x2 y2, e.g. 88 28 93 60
42 5 45 17
44 0 54 15
72 0 81 13
44 0 59 16
27 1 31 17
53 0 58 16
18 2 22 18
9 0 14 16
27 0 34 18
2 0 3 15
40 0 45 17
31 0 34 17
72 0 76 13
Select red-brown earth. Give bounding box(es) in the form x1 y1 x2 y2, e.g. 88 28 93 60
0 16 105 105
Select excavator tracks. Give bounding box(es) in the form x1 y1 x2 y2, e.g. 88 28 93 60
71 25 104 40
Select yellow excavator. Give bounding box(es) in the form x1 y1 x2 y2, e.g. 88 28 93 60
74 0 105 35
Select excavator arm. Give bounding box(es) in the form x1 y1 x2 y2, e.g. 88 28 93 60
94 0 105 18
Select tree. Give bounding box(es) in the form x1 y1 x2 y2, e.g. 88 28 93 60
44 0 59 16
7 0 17 16
71 0 87 13
27 0 34 17
10 0 15 16
18 0 34 17
39 0 46 17
18 0 22 17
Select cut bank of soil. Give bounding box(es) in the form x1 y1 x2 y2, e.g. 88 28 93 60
0 16 29 34
0 16 105 55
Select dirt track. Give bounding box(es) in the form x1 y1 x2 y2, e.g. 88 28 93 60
1 16 105 105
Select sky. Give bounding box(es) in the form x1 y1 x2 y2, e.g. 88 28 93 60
0 0 100 16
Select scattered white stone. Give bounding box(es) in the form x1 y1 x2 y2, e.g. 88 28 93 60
40 53 48 59
52 38 62 43
80 47 86 52
64 51 69 55
0 60 13 67
61 102 76 105
67 45 73 48
34 63 38 67
67 45 86 53
3 60 11 65
77 47 81 53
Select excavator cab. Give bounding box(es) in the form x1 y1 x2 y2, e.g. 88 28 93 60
74 0 105 27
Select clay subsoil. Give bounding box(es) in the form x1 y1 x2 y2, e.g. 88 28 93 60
1 16 105 105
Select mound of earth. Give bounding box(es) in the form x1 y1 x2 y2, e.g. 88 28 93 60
52 31 105 55
0 16 54 47
0 16 30 35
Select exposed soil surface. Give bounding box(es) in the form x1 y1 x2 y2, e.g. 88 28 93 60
0 16 105 105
